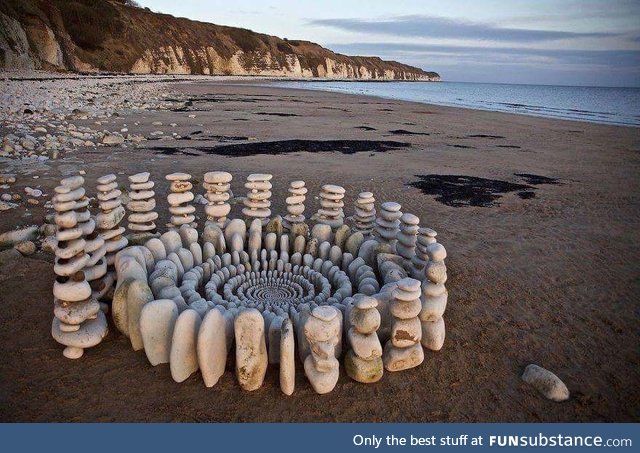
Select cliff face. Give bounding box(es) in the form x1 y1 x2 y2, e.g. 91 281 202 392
0 0 440 81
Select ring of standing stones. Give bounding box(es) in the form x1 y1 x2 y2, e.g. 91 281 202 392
51 172 448 394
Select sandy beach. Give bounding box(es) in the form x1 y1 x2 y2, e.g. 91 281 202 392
0 78 638 422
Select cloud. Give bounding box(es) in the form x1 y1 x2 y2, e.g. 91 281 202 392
327 42 640 68
310 15 619 43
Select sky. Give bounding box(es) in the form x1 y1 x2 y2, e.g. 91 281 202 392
135 0 640 87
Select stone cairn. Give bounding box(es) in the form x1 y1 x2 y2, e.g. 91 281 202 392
345 295 383 383
410 227 437 280
126 172 158 244
166 172 196 229
396 213 420 271
242 173 272 225
56 170 451 393
283 180 306 231
82 215 107 301
203 171 232 227
352 191 376 237
52 175 108 359
375 201 402 244
303 306 341 394
420 242 448 351
95 174 127 269
383 277 424 371
316 184 345 229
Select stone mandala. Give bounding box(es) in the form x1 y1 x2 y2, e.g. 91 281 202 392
50 171 449 394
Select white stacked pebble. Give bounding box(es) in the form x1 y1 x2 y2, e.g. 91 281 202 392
420 242 448 351
127 172 158 243
283 180 306 230
411 227 437 279
303 306 341 394
352 191 376 236
166 172 196 229
375 201 402 243
242 173 272 225
316 184 345 229
203 171 232 227
344 295 383 383
51 175 108 359
383 277 424 371
95 174 127 269
396 213 420 270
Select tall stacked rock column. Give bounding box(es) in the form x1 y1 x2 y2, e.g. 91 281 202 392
344 295 383 383
375 202 402 244
203 171 232 227
127 172 159 244
352 191 376 237
52 175 108 359
316 184 345 229
96 174 127 298
283 180 306 231
383 277 424 371
303 306 341 394
411 227 437 280
167 172 196 229
242 174 272 225
397 213 419 271
82 215 107 301
420 242 448 351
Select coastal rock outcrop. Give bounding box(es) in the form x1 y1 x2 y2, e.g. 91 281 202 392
0 1 440 80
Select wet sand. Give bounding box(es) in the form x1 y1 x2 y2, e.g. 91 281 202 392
0 80 638 422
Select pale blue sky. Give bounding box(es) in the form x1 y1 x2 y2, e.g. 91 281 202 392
136 0 640 86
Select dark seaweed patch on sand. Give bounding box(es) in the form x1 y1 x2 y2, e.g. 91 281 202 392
514 173 561 185
151 139 410 157
466 134 505 139
253 112 299 117
355 126 377 131
447 144 475 149
389 129 430 136
408 174 533 207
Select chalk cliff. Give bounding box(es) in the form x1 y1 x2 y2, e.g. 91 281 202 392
0 0 440 81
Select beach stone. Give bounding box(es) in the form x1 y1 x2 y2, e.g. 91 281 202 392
14 240 36 256
345 232 365 257
522 364 570 402
51 311 108 351
111 279 135 336
140 299 179 365
53 298 100 325
348 329 383 360
333 224 351 249
344 349 383 384
0 226 38 247
311 223 332 243
268 316 284 364
127 281 154 351
383 341 424 372
265 216 283 236
280 318 295 396
197 309 227 387
391 317 422 347
350 306 381 334
421 317 445 351
170 309 201 383
304 355 339 394
235 309 268 391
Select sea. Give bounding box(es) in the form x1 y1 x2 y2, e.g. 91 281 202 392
268 80 640 127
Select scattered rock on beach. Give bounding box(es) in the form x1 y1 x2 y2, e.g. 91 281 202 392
14 241 36 256
0 226 38 247
522 364 570 402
